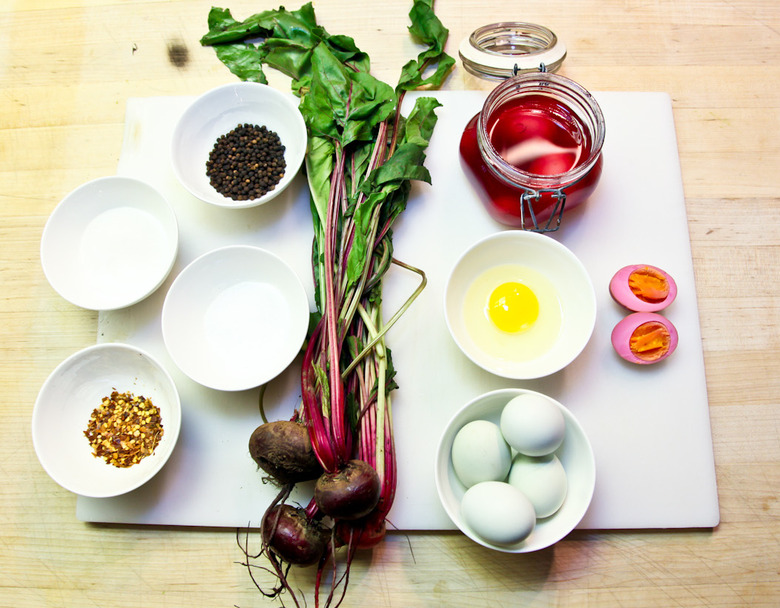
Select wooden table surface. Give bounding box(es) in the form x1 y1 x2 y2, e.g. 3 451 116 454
2 1 779 606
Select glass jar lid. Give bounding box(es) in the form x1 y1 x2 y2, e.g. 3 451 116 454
459 22 567 80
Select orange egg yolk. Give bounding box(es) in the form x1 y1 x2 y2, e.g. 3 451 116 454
629 321 671 361
487 282 539 333
628 267 669 303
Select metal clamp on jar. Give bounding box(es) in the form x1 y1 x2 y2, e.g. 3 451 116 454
459 23 605 232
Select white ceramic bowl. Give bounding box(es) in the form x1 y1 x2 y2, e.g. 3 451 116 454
40 176 178 310
444 230 596 379
32 343 182 498
161 245 310 392
171 82 307 209
435 388 596 553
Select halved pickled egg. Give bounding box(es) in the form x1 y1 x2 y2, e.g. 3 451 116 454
609 264 677 312
611 312 678 365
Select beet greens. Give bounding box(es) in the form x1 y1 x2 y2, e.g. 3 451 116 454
202 2 453 605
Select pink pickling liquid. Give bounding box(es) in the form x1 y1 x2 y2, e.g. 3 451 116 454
460 94 602 228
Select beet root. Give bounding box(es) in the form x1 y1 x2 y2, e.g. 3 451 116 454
262 504 329 567
314 459 381 521
249 420 323 485
335 510 387 550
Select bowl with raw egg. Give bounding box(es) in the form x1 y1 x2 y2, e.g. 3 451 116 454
434 388 596 553
444 230 596 379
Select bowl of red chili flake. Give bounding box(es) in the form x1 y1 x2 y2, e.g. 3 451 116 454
32 343 181 497
171 81 307 209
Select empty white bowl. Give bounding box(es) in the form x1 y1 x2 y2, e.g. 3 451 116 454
40 176 178 310
435 388 596 553
161 245 310 392
171 82 307 208
444 230 596 379
32 343 182 498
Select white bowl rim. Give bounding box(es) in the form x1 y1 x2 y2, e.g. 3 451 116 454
434 387 596 553
40 175 179 311
443 229 597 379
170 81 307 209
31 342 182 498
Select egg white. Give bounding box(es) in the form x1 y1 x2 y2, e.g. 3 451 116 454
462 264 562 363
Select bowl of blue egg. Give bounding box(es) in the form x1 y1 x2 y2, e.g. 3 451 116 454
434 387 596 553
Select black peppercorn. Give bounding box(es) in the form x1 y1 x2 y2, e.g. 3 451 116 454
205 123 287 201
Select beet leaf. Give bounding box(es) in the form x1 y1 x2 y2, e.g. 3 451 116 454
203 2 452 606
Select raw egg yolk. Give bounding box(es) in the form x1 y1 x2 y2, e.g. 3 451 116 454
628 267 669 303
487 282 539 333
629 321 671 362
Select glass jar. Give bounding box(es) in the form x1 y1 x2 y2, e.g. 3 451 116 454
459 25 605 232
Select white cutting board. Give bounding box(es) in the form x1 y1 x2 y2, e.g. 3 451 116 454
77 90 719 530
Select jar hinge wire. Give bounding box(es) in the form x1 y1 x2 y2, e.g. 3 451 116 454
512 62 548 76
517 165 594 232
518 188 565 232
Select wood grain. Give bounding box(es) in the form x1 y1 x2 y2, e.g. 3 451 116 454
2 0 779 606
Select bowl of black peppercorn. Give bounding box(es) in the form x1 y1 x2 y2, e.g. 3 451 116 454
171 82 307 209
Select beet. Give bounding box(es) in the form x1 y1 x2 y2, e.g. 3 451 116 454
262 504 329 567
249 420 323 485
314 459 381 521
